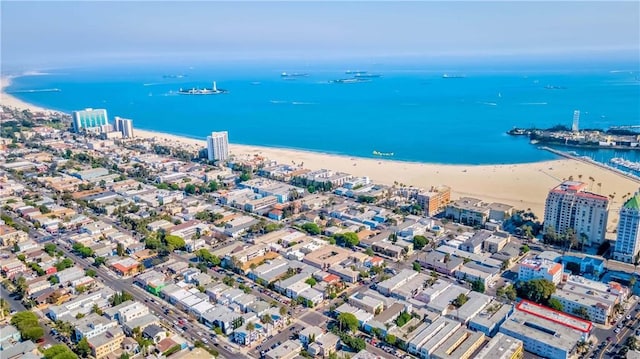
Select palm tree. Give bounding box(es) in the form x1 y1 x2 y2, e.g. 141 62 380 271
245 322 255 344
261 314 273 334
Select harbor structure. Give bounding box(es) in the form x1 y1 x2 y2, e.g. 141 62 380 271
543 181 609 247
207 131 229 162
612 192 640 263
72 108 108 133
114 116 134 138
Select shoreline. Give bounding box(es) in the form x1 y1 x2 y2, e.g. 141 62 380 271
3 74 639 232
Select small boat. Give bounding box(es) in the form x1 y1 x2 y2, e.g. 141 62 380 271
373 150 394 157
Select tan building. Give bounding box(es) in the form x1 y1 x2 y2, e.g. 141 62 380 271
416 185 451 216
430 328 485 359
88 327 125 359
0 225 28 247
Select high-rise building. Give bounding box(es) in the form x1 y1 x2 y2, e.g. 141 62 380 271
543 181 609 247
572 110 580 132
114 117 134 138
72 108 109 132
206 131 229 162
613 192 640 263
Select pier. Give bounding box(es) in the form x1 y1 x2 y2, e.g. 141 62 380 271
541 146 640 184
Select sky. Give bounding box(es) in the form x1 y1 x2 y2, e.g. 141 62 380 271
1 1 639 68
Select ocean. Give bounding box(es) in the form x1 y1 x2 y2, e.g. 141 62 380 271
6 62 640 166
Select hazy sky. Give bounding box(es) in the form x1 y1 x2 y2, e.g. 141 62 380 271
2 1 639 67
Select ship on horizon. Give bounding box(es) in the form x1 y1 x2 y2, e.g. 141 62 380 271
178 82 228 95
331 78 371 84
442 74 466 79
281 72 309 78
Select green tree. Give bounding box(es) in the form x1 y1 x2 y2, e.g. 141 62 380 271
76 337 92 358
305 277 317 287
44 344 78 359
412 235 428 250
164 235 186 250
452 293 469 308
548 298 564 311
395 311 412 327
184 183 197 195
413 262 421 272
365 248 374 256
386 334 397 346
239 172 251 182
471 279 485 293
334 232 359 248
520 245 530 254
22 326 45 341
515 279 556 304
94 256 106 267
337 312 359 332
44 243 57 255
85 269 97 277
301 222 321 235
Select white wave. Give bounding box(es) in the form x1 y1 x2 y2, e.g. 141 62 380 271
479 102 498 106
143 83 162 87
269 100 288 104
292 101 316 105
520 102 548 105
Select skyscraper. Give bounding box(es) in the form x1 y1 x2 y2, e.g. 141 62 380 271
572 110 580 132
543 181 609 247
114 116 134 138
613 192 640 263
206 131 229 162
72 108 109 132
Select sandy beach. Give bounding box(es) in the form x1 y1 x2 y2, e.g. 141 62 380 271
2 75 638 234
134 128 639 233
0 76 56 113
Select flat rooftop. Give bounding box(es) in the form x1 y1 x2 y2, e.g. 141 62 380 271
516 300 592 333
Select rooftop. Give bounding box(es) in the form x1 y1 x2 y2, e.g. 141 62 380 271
516 300 592 333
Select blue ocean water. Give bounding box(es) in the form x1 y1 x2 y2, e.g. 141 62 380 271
6 63 640 165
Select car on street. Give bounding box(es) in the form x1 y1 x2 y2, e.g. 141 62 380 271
615 328 621 333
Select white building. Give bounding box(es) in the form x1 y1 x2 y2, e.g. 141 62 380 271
543 181 609 246
518 258 563 285
72 108 108 132
207 131 229 162
613 193 640 263
114 116 134 138
499 300 592 359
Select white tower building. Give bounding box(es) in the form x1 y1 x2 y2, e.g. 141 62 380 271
207 131 229 162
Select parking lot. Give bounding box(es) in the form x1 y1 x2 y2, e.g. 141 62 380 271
251 323 305 358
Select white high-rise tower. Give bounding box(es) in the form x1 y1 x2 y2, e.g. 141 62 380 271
613 192 640 263
572 110 580 132
207 131 229 162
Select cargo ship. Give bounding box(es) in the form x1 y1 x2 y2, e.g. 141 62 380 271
178 82 228 95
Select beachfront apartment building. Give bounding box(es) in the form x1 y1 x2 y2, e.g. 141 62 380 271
416 185 451 216
613 192 640 263
444 197 490 226
518 258 563 285
207 131 229 162
114 116 134 138
543 181 609 247
72 108 109 132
